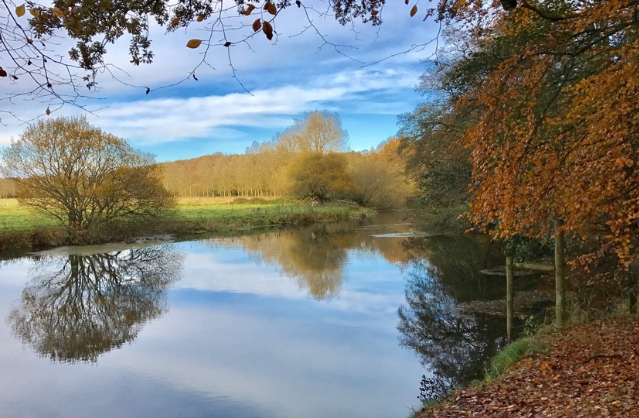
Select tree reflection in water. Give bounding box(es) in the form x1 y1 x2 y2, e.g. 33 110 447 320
209 216 410 300
398 235 508 397
8 245 184 363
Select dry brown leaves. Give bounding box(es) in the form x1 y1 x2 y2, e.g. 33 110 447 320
421 317 639 417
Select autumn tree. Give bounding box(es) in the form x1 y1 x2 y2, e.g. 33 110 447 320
1 116 175 235
287 151 353 202
437 1 639 275
276 110 349 154
347 139 417 209
398 98 474 229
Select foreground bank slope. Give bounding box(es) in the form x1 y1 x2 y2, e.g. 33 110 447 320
418 317 639 417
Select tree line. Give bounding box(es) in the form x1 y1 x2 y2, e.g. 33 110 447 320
0 178 16 199
160 110 416 208
0 110 416 242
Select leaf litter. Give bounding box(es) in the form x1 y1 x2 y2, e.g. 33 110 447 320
420 317 639 417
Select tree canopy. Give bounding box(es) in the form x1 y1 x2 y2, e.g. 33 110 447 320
1 116 175 236
397 0 639 275
276 110 349 154
287 151 353 202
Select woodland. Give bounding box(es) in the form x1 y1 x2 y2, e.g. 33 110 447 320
1 110 417 210
160 111 416 208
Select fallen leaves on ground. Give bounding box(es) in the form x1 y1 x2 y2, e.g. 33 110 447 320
420 317 639 417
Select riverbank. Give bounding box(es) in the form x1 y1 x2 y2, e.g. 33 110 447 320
415 316 639 417
0 198 374 258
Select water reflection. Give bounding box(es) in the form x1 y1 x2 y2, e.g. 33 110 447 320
208 216 410 300
0 215 530 417
398 235 508 396
8 245 183 363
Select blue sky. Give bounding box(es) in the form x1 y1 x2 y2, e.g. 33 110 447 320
0 6 440 162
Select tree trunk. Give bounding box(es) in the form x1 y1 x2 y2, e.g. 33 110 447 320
630 267 638 315
555 219 566 328
506 256 514 343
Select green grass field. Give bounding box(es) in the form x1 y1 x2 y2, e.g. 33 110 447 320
0 200 58 231
0 198 368 232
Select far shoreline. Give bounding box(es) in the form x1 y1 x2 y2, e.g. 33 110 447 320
0 199 375 260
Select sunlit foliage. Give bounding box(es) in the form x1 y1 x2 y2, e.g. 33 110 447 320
287 151 353 202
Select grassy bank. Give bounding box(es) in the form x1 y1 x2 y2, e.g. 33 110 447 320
0 198 374 257
414 316 639 417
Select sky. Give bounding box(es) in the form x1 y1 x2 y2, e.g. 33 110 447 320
0 4 440 162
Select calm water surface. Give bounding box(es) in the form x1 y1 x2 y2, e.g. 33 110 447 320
0 214 510 418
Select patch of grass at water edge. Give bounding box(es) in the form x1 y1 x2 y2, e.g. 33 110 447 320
484 337 548 383
408 337 548 418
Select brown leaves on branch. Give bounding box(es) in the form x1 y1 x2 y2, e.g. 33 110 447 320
265 2 277 15
252 18 262 32
263 21 274 40
243 4 257 15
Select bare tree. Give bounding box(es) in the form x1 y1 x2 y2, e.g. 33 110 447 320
1 116 176 234
277 110 349 154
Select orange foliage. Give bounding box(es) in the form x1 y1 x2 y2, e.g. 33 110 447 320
437 0 639 267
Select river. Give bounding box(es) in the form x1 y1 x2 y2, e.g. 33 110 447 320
0 213 516 418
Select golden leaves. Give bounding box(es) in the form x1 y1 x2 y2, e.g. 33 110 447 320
15 4 26 17
197 14 205 22
51 7 65 18
186 39 202 49
30 8 40 17
171 17 180 25
410 5 418 17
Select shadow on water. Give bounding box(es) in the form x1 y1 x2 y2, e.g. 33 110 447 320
397 234 534 399
7 245 184 363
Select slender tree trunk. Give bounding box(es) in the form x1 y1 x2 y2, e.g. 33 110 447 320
555 219 566 328
630 267 638 315
506 257 514 343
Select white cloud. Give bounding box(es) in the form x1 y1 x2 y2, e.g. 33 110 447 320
65 66 419 147
0 4 437 154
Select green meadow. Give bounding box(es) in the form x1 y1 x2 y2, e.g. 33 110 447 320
0 198 373 256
